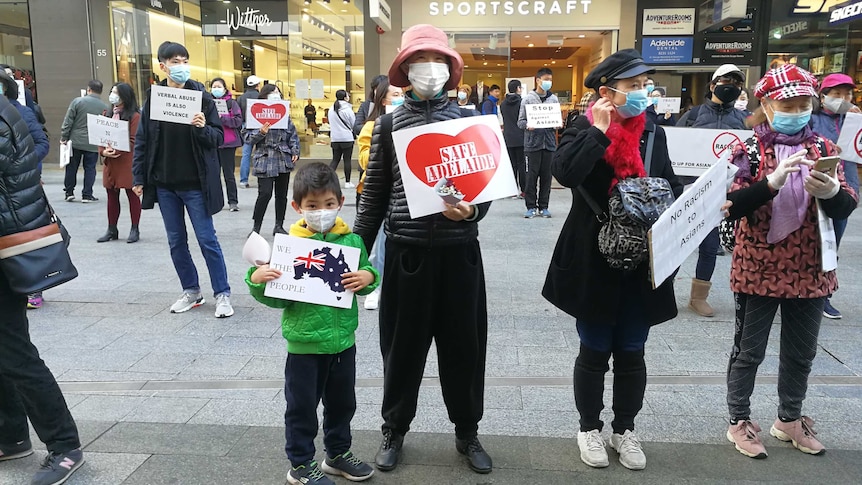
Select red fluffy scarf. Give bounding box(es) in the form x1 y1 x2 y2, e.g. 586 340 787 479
585 102 647 190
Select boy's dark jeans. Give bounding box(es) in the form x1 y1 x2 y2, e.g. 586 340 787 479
0 274 80 453
284 345 356 467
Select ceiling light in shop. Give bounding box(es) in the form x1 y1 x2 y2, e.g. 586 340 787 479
483 62 488 65
578 34 585 38
551 61 555 64
527 43 534 47
524 35 530 38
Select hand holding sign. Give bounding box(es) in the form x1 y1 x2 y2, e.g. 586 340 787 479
247 100 291 129
150 85 202 124
525 103 563 129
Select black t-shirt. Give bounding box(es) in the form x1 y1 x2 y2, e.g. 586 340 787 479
304 105 316 121
153 122 199 191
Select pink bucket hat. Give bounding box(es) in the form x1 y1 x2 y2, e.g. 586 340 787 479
388 24 464 91
754 64 818 100
820 73 855 92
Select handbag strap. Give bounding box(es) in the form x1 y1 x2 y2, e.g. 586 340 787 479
643 123 656 175
577 186 607 223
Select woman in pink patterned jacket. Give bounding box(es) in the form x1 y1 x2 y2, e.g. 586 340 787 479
723 64 858 460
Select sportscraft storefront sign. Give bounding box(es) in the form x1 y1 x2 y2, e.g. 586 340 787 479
429 0 592 16
642 37 693 64
405 0 621 29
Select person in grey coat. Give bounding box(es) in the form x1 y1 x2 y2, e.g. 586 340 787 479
518 67 561 218
60 80 109 202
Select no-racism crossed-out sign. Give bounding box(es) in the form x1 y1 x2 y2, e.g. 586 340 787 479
246 99 292 129
835 112 862 165
664 126 753 176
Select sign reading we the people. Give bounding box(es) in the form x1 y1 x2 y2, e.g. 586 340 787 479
525 103 563 129
391 115 518 219
649 156 733 288
265 234 360 309
664 126 753 176
246 99 292 129
149 85 202 124
86 114 130 152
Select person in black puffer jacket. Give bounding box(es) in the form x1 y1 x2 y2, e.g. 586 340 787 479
354 24 493 475
0 94 85 484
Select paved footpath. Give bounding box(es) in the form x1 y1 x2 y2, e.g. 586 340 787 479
2 166 862 484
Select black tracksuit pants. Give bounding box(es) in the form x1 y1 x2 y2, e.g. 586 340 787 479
379 239 488 439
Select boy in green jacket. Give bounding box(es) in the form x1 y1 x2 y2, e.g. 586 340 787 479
247 162 379 485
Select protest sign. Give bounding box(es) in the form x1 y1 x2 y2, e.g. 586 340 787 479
246 99 292 129
149 85 202 124
392 115 518 219
657 97 681 113
265 234 360 309
525 102 563 129
87 114 130 152
835 111 862 164
16 80 25 106
817 201 838 272
649 155 730 287
214 99 229 116
665 126 753 176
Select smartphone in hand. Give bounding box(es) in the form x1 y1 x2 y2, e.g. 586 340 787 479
813 156 840 178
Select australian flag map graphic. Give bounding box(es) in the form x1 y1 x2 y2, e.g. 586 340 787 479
293 247 352 300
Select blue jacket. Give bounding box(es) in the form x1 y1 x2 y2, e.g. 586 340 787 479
480 95 499 116
811 110 860 192
133 79 225 215
677 99 747 130
11 99 49 163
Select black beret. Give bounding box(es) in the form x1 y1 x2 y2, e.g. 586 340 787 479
584 49 655 90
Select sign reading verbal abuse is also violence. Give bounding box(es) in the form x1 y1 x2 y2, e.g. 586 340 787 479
86 114 130 152
265 234 361 309
246 99 292 129
525 102 563 129
664 126 753 176
392 115 519 219
649 155 730 288
149 85 202 124
835 111 862 164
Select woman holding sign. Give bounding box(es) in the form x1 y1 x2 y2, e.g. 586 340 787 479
97 82 141 243
243 84 299 236
723 64 858 459
211 77 242 212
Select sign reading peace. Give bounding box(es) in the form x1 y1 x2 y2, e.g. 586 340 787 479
246 99 291 129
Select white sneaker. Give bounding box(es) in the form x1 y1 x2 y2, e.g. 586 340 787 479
344 181 355 189
215 294 234 318
577 430 609 468
170 292 204 313
364 289 380 310
609 430 646 470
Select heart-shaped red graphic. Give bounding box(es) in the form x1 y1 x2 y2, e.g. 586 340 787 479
405 124 501 202
250 102 287 126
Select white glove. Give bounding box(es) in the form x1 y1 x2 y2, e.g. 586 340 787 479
805 170 841 199
766 149 810 190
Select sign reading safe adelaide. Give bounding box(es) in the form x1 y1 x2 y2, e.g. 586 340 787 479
701 33 755 65
200 0 291 36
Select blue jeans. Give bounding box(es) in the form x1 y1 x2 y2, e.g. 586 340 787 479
576 276 650 352
156 187 230 296
695 227 721 281
240 143 253 184
64 149 98 197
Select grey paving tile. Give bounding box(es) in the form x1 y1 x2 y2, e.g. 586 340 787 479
120 454 287 485
520 386 574 412
153 388 281 401
188 399 285 427
86 422 249 456
237 355 285 379
181 354 253 377
68 395 148 421
122 397 211 424
204 336 286 357
57 369 176 382
60 451 150 485
127 352 197 375
103 334 220 354
518 347 576 367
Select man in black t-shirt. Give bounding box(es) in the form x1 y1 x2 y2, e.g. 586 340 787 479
304 99 317 134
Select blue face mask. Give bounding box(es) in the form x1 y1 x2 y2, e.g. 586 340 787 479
0 84 4 96
390 96 404 107
646 84 655 94
168 64 191 84
540 80 552 92
769 107 812 135
609 87 650 118
211 87 225 98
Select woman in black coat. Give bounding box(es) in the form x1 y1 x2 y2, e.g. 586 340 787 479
543 50 683 472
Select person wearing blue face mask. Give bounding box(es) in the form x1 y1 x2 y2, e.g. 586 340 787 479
211 77 242 212
546 48 683 472
133 41 234 319
645 87 676 126
518 67 561 218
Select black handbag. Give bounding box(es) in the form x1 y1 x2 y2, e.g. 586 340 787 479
0 190 78 294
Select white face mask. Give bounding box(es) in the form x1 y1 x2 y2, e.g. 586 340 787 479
734 99 748 111
304 208 340 233
108 93 121 105
408 62 449 99
822 96 853 115
268 92 282 101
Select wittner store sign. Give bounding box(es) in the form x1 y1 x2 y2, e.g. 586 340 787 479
200 0 292 36
406 0 620 28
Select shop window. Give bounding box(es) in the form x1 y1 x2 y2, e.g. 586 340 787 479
0 0 35 99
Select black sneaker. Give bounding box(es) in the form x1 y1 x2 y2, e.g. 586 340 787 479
81 196 99 203
287 460 334 485
64 194 75 202
374 429 403 471
321 450 374 481
0 438 33 461
30 448 84 485
456 435 493 474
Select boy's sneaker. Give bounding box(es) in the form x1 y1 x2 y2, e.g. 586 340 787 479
288 461 335 485
214 294 234 318
64 194 75 202
823 299 842 319
27 294 44 309
524 208 537 219
81 195 99 203
609 430 646 470
364 290 380 310
540 209 552 218
170 292 204 313
30 448 84 485
770 416 825 455
577 430 609 468
321 450 374 481
0 439 33 461
727 420 768 459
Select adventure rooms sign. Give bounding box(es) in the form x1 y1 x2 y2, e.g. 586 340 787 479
200 0 293 36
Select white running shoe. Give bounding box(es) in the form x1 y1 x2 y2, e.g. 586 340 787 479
215 294 234 318
577 430 609 468
170 292 204 313
364 289 380 310
609 430 646 470
344 181 356 189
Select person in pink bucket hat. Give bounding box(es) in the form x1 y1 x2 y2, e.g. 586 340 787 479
722 63 858 460
353 24 493 474
810 72 861 319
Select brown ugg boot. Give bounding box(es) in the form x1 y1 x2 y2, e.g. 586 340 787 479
689 278 715 317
